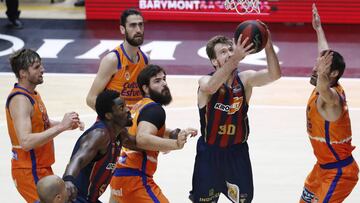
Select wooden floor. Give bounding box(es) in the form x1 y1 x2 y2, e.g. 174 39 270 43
0 73 359 202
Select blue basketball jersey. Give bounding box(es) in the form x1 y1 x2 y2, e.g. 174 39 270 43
71 121 121 202
199 71 249 147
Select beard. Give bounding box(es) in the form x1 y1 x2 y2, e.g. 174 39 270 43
149 86 172 106
125 31 144 46
29 75 44 85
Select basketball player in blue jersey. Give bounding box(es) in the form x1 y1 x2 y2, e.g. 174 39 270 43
62 90 137 202
189 32 281 202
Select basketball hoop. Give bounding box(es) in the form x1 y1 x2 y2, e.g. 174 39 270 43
224 0 261 15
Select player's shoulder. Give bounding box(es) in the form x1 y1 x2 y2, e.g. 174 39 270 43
141 102 165 116
99 52 119 73
144 101 163 110
102 51 118 63
8 92 34 107
85 127 111 146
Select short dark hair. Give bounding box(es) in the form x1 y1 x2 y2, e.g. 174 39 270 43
96 90 120 120
137 64 166 96
206 35 233 60
9 49 41 79
320 49 346 83
120 8 143 26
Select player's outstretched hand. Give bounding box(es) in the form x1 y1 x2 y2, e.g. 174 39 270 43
71 120 85 131
169 128 181 139
176 128 198 149
312 3 322 31
232 34 255 62
59 112 81 131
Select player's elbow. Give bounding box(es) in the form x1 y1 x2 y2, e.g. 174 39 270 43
19 139 33 151
271 71 281 81
269 67 281 81
135 134 147 149
86 94 96 110
136 133 155 150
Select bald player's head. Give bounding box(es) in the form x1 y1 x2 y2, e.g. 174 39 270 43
37 175 67 203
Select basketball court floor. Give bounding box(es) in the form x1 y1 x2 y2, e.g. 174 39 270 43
0 1 360 202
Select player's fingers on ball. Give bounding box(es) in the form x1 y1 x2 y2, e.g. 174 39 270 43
237 34 243 44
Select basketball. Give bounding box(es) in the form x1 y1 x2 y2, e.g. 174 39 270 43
234 20 268 54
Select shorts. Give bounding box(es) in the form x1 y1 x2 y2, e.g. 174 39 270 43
300 156 359 203
12 167 53 203
110 168 169 203
74 195 102 203
190 137 253 203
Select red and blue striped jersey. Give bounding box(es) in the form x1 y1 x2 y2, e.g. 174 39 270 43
71 121 121 202
199 71 249 147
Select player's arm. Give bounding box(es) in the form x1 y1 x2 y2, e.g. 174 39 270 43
315 51 339 106
63 129 109 201
135 105 178 151
135 105 196 151
9 95 80 151
240 30 281 88
163 128 181 139
136 121 180 151
136 123 196 151
49 119 60 127
86 53 119 110
119 128 141 151
49 117 84 131
312 3 329 53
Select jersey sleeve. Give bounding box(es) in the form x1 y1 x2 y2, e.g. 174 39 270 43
137 104 165 130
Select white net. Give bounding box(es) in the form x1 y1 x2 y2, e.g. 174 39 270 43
224 0 261 14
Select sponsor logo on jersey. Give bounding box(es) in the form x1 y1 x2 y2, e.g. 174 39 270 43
118 155 127 164
121 82 142 97
214 97 243 115
124 71 130 81
12 150 18 160
301 187 318 203
106 163 116 171
99 184 107 196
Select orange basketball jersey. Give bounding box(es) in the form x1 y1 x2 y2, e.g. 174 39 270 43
306 85 354 164
106 44 148 108
6 84 54 169
116 97 165 177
